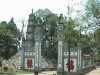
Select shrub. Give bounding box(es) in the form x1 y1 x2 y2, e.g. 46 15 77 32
3 66 8 72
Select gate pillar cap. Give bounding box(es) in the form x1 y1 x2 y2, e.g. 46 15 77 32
77 41 82 46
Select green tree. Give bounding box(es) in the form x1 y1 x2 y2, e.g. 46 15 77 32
83 0 100 30
0 21 8 26
81 34 94 54
35 9 58 59
73 0 100 56
0 18 20 59
35 9 85 60
6 18 20 39
82 0 100 56
0 26 16 59
64 17 83 48
93 29 100 56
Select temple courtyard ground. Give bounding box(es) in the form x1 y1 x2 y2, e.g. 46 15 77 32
0 66 100 75
85 66 100 75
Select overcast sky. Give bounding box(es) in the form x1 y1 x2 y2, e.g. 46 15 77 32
0 0 85 29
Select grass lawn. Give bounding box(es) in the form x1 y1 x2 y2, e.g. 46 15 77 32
1 70 34 74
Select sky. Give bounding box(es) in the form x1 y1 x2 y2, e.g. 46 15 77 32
0 0 85 29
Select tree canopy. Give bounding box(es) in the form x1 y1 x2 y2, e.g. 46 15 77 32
83 0 100 56
35 9 58 59
0 18 20 59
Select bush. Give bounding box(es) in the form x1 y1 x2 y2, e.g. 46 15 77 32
3 66 8 72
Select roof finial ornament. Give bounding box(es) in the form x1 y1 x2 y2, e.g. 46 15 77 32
32 9 33 13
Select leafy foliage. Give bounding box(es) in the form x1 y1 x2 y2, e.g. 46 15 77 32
35 9 58 59
64 17 83 48
84 0 100 30
84 0 100 54
79 0 100 60
34 9 84 60
3 66 8 72
0 18 20 59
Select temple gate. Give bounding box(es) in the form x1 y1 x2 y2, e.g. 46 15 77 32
21 10 96 75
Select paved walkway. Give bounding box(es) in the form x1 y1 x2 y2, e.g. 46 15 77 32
0 71 57 75
38 71 57 75
85 66 100 75
1 67 100 75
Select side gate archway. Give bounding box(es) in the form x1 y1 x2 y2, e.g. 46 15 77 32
57 21 83 75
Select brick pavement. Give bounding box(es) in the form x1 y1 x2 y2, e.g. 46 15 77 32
85 66 100 75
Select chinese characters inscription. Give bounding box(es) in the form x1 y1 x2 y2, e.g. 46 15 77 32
66 60 74 70
27 59 33 68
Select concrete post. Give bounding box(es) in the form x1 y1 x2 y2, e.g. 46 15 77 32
21 37 25 70
57 23 64 75
34 24 42 74
90 58 92 66
77 41 82 74
83 58 85 68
